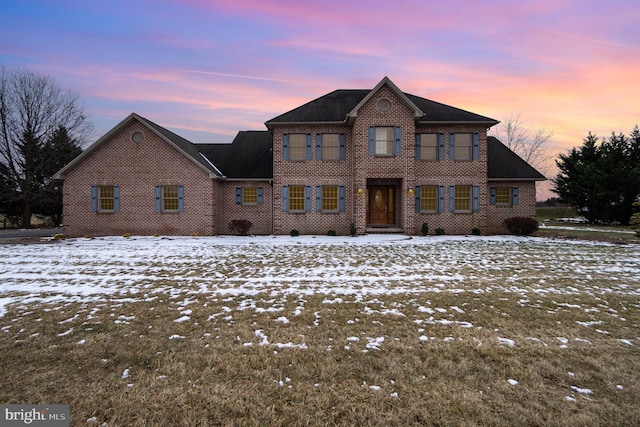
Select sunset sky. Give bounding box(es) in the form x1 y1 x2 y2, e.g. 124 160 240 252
2 0 639 187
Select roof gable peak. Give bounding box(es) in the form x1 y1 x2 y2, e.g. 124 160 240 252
348 76 424 120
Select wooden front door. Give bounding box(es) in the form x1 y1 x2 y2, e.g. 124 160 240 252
368 186 395 225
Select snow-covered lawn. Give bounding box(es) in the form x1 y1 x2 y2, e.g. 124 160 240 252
1 234 638 425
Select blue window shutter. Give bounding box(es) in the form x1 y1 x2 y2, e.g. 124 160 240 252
315 186 322 212
91 186 98 212
154 186 162 212
113 186 120 212
282 134 289 160
438 186 445 213
394 126 401 155
177 186 184 212
449 186 455 212
490 187 496 205
472 185 480 213
258 187 264 205
415 134 421 160
305 186 312 212
473 133 480 160
282 186 289 212
368 126 375 155
414 186 421 213
338 186 346 212
339 134 346 160
316 134 322 160
438 133 445 160
449 133 455 160
305 134 312 160
513 187 519 205
235 188 242 205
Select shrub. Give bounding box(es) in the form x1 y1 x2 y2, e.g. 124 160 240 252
503 216 539 235
327 230 337 236
421 222 429 236
229 219 253 236
290 229 300 237
435 228 446 235
471 228 481 236
350 223 357 237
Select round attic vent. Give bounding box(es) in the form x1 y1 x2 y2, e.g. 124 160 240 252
131 131 144 143
377 98 391 112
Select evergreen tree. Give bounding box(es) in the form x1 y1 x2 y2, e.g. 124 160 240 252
553 127 640 225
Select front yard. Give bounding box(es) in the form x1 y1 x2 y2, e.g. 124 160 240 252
1 235 639 426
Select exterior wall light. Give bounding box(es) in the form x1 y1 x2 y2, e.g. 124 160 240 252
407 188 415 196
357 188 364 195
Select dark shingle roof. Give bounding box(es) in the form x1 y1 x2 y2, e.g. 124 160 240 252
265 88 498 126
199 131 273 179
487 136 546 181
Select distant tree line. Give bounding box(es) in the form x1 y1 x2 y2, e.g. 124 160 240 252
0 67 91 227
553 127 640 225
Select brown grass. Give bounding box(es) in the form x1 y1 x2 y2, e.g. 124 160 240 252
1 289 639 426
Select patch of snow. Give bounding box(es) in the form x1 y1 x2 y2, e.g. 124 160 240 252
499 337 515 347
571 386 593 395
173 316 191 323
121 369 130 379
507 379 518 386
618 339 633 346
168 334 185 340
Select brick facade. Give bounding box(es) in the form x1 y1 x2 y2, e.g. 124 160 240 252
56 78 544 237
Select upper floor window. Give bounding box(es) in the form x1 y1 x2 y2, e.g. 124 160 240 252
415 133 444 160
155 185 184 212
316 133 345 160
283 133 311 161
368 126 401 156
449 133 480 161
91 185 120 212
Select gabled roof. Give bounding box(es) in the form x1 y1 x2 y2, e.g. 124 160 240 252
265 77 498 128
54 113 222 179
198 131 273 179
487 136 546 181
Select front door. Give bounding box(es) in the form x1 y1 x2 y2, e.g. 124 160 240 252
368 186 395 225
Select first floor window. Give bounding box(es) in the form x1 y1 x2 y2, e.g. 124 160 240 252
322 185 338 211
155 185 184 212
420 185 437 212
91 185 120 212
490 187 519 207
454 185 472 212
289 185 306 212
236 187 264 205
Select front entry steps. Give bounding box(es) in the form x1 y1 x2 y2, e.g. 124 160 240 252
365 226 404 234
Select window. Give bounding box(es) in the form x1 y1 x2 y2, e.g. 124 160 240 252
495 187 511 206
236 187 264 205
368 126 401 156
454 134 472 161
420 185 437 212
454 185 471 212
449 185 479 213
319 134 340 160
99 186 115 211
315 185 346 213
283 133 311 161
91 185 120 212
155 185 184 212
417 134 439 160
449 133 479 160
289 185 306 212
490 187 519 207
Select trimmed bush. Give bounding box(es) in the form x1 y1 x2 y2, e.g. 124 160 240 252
350 223 357 237
503 216 539 235
290 229 300 237
471 228 481 236
421 222 429 236
327 230 337 236
435 228 446 235
229 219 253 236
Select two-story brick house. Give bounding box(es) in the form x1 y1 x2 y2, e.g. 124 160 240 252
54 77 544 236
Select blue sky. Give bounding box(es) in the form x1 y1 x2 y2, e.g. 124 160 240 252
2 0 639 162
